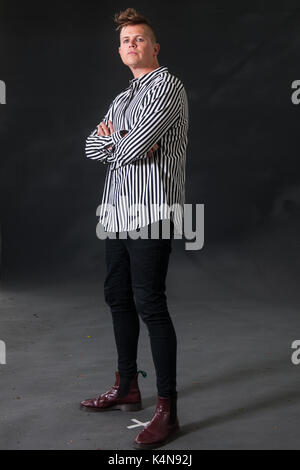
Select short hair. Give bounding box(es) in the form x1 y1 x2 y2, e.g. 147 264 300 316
114 8 157 43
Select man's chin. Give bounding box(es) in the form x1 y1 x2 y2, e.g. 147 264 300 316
126 59 142 67
127 57 139 62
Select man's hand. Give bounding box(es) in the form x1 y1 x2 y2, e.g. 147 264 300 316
97 120 114 150
97 120 159 156
97 119 114 136
147 143 159 157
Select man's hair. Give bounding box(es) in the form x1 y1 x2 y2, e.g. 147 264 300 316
114 8 157 43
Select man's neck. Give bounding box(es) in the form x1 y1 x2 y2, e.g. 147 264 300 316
130 64 160 79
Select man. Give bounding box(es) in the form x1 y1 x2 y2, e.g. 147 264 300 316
81 8 189 449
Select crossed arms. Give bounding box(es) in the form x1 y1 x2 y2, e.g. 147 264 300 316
85 80 182 170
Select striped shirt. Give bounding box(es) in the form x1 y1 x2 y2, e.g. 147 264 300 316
85 65 189 234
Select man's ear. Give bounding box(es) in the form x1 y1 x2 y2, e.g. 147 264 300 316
154 43 160 57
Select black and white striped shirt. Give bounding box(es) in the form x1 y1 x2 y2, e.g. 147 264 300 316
85 65 189 234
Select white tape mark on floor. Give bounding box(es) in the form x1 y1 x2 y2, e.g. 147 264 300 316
127 418 150 429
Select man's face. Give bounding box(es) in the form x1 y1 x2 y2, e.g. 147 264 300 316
118 24 159 69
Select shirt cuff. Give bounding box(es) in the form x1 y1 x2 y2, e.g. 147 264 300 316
101 135 114 148
106 152 118 165
111 130 126 145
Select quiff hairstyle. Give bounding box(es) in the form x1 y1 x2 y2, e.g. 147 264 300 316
114 8 157 43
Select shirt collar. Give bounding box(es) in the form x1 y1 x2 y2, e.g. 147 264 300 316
128 66 168 88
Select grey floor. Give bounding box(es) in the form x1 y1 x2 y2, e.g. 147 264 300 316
1 215 300 450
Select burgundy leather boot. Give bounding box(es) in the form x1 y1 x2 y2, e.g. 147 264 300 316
133 393 180 449
80 370 146 411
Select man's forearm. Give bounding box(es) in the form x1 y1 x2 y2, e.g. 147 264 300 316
105 83 182 170
85 127 129 163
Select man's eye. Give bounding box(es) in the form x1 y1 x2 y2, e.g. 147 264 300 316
123 37 143 43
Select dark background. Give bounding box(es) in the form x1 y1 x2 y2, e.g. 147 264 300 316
1 0 300 298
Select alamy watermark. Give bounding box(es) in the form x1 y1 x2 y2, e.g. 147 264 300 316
0 80 6 104
291 80 300 105
291 340 300 365
0 340 6 364
95 202 204 251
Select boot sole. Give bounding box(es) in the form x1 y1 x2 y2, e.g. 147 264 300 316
132 424 180 449
80 402 142 412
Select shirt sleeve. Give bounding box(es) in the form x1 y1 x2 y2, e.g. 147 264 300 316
85 97 121 164
106 81 182 170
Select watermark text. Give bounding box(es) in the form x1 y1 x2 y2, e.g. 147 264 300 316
95 202 204 251
0 80 6 104
0 340 6 364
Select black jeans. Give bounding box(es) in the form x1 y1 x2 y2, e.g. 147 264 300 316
103 219 177 398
